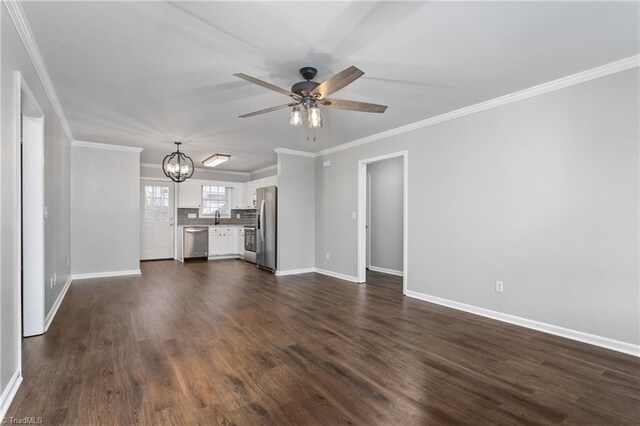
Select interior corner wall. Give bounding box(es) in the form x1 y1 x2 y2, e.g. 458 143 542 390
249 166 277 181
368 157 404 272
314 68 640 346
71 146 140 275
0 5 72 403
276 153 315 271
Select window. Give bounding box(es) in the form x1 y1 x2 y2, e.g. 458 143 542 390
144 185 170 222
202 186 230 216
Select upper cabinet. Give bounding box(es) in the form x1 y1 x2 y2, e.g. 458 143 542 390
243 175 278 208
177 175 278 211
177 179 245 212
178 179 203 208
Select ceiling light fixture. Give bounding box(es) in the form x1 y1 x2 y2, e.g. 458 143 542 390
289 106 302 126
162 142 194 183
203 153 231 168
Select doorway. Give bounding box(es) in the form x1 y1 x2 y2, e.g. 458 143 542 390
140 179 175 260
358 151 408 293
18 74 46 337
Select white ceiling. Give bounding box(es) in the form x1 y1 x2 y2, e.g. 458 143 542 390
22 1 639 172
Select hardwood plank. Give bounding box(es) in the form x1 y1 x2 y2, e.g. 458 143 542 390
6 261 639 425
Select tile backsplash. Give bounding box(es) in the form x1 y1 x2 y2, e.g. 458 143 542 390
177 208 256 226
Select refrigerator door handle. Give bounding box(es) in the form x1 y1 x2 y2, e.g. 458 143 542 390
259 199 266 240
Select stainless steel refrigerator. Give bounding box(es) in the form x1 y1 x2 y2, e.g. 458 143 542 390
256 185 277 272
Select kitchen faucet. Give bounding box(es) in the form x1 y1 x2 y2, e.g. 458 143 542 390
214 210 220 225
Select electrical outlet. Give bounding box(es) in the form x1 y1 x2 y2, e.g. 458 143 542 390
236 214 240 219
351 212 356 220
495 281 504 293
326 253 330 260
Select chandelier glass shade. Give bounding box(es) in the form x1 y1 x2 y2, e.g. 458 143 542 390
162 142 194 183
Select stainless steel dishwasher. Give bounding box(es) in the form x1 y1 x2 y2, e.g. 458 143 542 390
183 226 209 259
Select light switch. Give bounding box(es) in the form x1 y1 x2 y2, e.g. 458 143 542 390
188 213 197 219
352 212 356 220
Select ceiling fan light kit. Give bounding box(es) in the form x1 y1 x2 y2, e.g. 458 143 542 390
202 153 231 168
289 106 302 126
162 142 195 183
235 65 387 139
307 102 322 129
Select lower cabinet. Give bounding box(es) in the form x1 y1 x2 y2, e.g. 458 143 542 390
209 227 241 257
237 229 245 255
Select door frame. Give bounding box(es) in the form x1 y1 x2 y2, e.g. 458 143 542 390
366 172 372 268
357 151 408 294
140 177 177 260
15 72 46 338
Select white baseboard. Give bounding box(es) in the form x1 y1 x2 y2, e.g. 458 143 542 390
71 269 141 280
276 268 316 276
0 369 22 422
44 276 72 331
405 290 640 357
314 268 360 283
274 267 360 283
368 266 403 277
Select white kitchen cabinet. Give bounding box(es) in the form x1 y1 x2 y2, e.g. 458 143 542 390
221 233 235 254
209 227 239 256
242 176 278 208
237 228 245 255
231 185 244 209
178 179 202 208
208 230 222 255
244 180 256 208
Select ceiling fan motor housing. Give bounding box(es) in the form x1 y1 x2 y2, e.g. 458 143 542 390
291 80 320 96
299 66 318 81
291 66 320 97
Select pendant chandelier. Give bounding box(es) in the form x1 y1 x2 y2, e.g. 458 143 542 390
162 142 194 183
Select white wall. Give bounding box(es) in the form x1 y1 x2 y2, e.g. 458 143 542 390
71 143 141 275
368 157 403 272
277 152 315 272
0 4 72 411
315 69 639 346
250 165 277 181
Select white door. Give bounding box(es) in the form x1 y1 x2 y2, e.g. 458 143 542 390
141 180 174 260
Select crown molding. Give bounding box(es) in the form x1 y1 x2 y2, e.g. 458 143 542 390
274 147 316 158
315 55 640 157
4 1 74 142
73 140 143 153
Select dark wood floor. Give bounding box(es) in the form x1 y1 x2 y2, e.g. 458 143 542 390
7 260 639 425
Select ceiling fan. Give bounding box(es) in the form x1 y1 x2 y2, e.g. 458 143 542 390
234 66 387 134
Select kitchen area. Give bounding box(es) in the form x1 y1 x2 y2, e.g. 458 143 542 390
173 175 277 272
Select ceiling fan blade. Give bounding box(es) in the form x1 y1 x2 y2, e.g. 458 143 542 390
310 66 364 98
239 103 299 118
234 73 301 100
321 98 387 113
